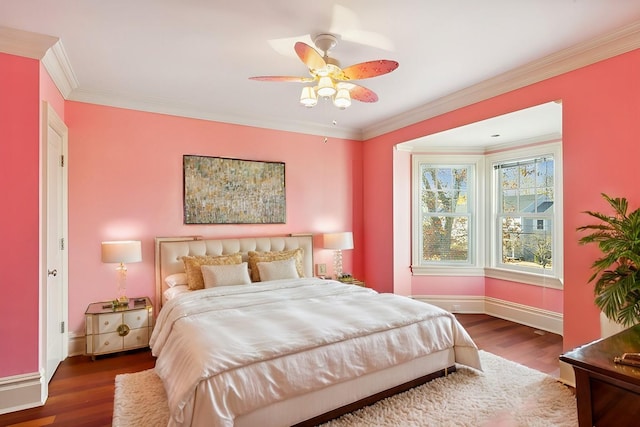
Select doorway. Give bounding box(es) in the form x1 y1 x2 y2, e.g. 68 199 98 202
42 101 68 385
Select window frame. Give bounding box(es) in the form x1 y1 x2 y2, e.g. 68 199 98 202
411 154 485 275
410 143 563 289
485 143 563 288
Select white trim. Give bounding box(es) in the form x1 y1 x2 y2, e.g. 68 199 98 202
0 371 45 415
485 297 563 335
485 142 563 286
484 267 563 289
68 332 85 357
411 154 485 270
411 266 485 276
41 40 78 99
413 295 563 336
0 26 57 60
412 295 485 314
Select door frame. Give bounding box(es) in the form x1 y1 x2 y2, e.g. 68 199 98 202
40 101 68 397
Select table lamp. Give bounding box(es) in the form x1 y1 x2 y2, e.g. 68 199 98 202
323 232 353 279
101 240 142 306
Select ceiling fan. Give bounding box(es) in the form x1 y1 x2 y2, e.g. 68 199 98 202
249 33 398 110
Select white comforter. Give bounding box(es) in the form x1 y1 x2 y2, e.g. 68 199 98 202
150 278 481 427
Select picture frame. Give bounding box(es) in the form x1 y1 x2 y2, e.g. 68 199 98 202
183 155 286 224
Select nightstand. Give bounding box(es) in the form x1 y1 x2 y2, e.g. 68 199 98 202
339 278 366 287
85 297 154 359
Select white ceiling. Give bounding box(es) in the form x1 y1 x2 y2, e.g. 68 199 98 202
400 101 563 151
1 1 639 141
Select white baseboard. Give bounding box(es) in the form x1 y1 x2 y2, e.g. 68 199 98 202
0 371 45 415
558 360 576 387
413 295 563 336
68 332 85 357
412 295 485 314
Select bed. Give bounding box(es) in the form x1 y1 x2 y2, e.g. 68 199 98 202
151 235 481 427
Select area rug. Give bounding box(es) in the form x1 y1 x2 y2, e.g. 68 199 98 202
113 350 577 426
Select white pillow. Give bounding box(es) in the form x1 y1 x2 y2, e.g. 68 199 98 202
257 258 299 281
201 262 251 287
164 273 188 288
164 284 190 300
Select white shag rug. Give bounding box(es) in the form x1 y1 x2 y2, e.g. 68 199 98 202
113 351 577 427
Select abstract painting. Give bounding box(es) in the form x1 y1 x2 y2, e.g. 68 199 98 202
183 155 286 224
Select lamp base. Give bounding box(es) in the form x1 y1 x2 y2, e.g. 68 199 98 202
112 297 129 308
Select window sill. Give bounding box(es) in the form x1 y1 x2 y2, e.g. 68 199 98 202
410 266 563 289
411 266 485 276
484 267 563 289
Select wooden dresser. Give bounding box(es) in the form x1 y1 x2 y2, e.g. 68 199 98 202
560 325 640 426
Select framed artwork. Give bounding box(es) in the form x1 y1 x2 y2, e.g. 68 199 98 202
183 155 286 224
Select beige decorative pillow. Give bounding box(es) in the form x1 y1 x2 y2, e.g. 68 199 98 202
248 248 304 282
182 253 242 290
257 258 299 281
201 262 251 288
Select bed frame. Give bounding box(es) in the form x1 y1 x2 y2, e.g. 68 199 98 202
154 234 456 426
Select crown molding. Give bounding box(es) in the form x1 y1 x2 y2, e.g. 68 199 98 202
0 26 57 59
41 41 78 98
0 26 78 99
362 20 640 140
68 88 362 140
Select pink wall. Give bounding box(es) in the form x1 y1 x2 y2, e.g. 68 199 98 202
65 102 363 334
0 53 40 377
363 49 640 350
4 46 639 382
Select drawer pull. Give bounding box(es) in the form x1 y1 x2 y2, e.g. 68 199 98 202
104 321 109 326
105 341 109 346
117 324 131 337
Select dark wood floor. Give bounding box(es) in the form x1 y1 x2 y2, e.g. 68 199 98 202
0 314 564 427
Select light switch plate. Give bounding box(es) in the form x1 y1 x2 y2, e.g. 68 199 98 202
316 263 327 276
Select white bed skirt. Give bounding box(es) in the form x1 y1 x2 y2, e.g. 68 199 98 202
187 349 458 427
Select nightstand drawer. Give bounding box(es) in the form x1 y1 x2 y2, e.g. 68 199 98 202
95 331 124 354
97 312 122 334
124 311 148 329
124 327 149 349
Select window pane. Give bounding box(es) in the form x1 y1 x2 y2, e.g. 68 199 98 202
501 216 553 270
422 215 469 262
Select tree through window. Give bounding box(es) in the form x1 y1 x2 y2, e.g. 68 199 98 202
419 164 472 263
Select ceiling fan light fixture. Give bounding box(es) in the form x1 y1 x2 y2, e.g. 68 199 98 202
317 76 336 97
333 88 351 109
300 86 318 107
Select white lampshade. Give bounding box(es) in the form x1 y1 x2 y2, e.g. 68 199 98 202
333 88 351 109
101 241 142 264
300 86 318 107
323 232 354 250
316 76 336 97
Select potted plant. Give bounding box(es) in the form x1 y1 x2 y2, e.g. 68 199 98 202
577 193 640 331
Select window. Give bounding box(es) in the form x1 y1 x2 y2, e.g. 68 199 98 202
486 142 563 287
494 156 554 273
412 155 483 273
411 143 562 287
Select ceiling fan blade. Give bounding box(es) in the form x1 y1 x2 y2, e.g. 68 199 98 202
349 84 378 103
294 42 326 71
249 76 314 83
329 5 395 51
342 60 399 80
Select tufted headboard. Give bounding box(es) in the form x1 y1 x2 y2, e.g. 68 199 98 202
154 234 314 310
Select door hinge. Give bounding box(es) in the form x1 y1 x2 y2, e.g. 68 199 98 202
60 155 65 167
60 238 65 250
60 321 65 334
